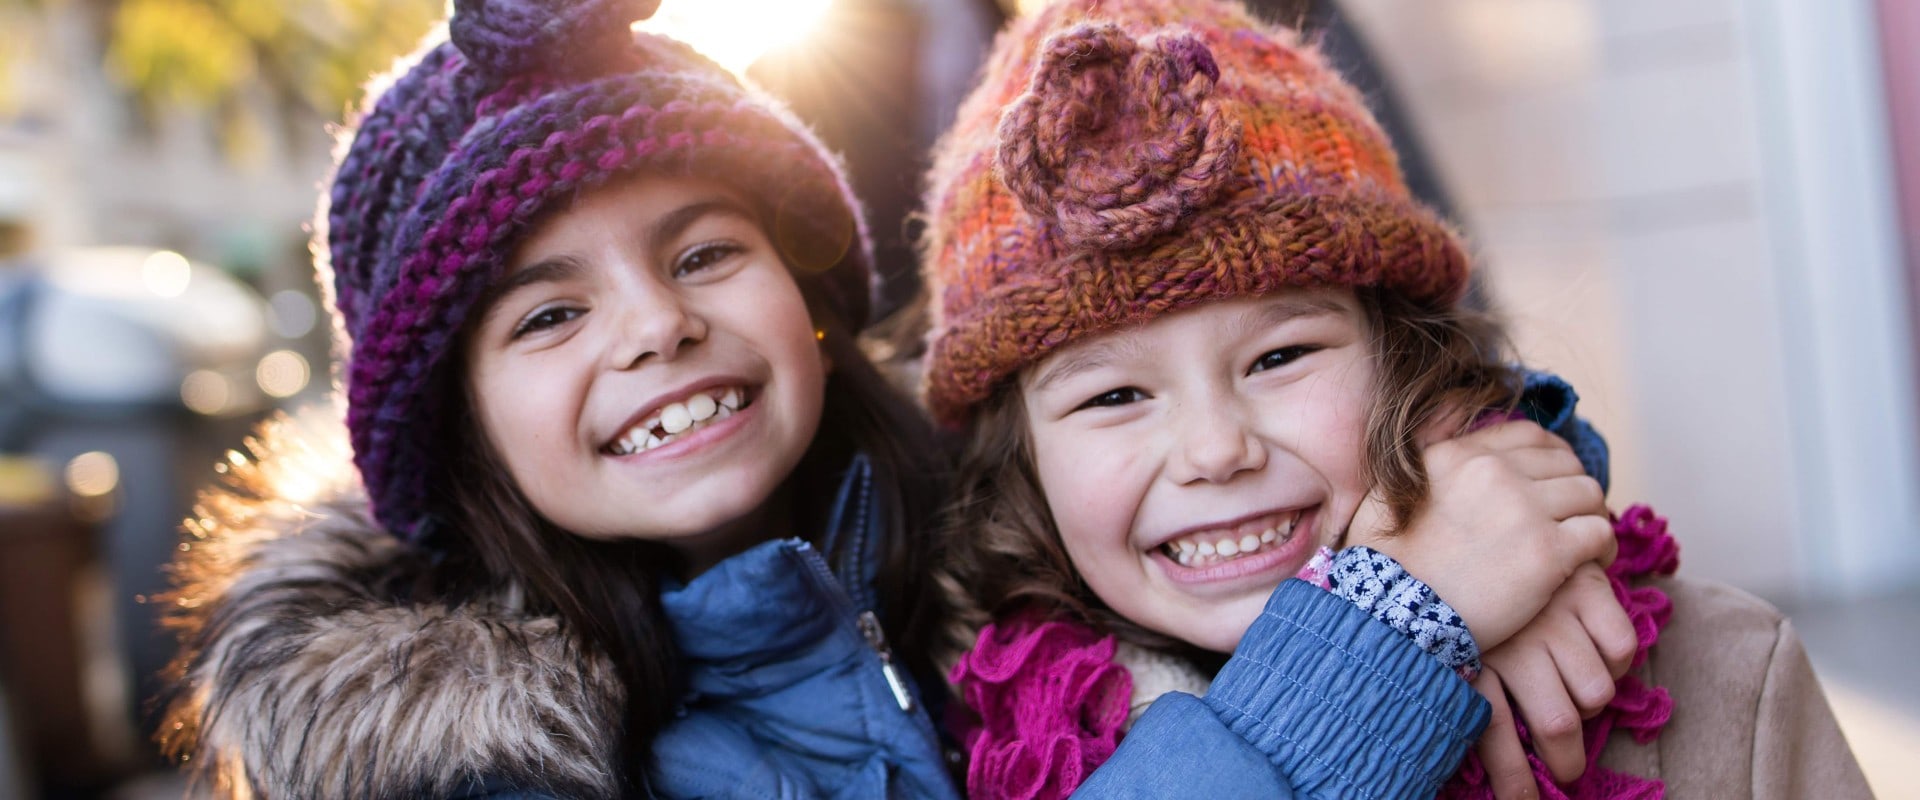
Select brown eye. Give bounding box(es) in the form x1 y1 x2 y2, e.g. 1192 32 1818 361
1249 346 1317 374
513 306 582 338
1075 387 1147 411
673 242 745 277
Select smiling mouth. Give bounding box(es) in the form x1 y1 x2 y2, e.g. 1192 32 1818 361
1158 509 1303 568
603 386 752 456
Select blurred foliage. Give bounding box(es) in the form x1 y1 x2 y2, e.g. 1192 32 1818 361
3 0 444 152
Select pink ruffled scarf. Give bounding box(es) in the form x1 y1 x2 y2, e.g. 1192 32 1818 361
950 505 1680 800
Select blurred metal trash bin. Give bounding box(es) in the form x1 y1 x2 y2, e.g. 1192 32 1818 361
0 455 132 796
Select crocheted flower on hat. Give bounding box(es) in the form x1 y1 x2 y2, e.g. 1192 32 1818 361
997 23 1243 251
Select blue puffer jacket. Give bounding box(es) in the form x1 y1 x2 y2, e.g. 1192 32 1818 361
645 457 959 798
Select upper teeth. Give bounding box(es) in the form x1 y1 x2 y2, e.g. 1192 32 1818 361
1161 511 1300 568
608 386 746 455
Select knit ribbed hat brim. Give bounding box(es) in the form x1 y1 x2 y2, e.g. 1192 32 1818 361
925 188 1465 423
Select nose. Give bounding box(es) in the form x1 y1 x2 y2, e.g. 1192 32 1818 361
1166 393 1267 485
609 274 707 369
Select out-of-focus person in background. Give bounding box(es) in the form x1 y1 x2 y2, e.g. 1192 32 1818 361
0 0 1916 798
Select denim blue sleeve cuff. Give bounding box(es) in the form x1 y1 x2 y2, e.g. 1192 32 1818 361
1201 579 1491 800
1328 547 1481 673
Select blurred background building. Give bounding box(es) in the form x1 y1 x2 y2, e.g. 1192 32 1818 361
0 0 1914 797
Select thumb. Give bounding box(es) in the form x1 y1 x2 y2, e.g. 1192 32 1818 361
1344 487 1395 549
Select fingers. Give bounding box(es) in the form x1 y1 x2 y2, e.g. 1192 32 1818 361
1474 671 1541 800
1490 645 1587 785
1538 474 1607 521
1343 488 1392 547
1557 513 1617 569
1550 625 1618 719
1570 564 1638 678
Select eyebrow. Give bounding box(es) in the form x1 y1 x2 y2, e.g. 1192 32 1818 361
648 198 755 250
1222 295 1349 341
477 197 757 317
481 255 586 315
1027 334 1152 393
1025 295 1351 393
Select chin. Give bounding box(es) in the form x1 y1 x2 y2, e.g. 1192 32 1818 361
1181 601 1270 654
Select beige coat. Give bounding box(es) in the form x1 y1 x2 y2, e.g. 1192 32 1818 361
1593 576 1874 799
1117 575 1875 798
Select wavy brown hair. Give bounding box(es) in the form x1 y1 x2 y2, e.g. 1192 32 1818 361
932 287 1521 664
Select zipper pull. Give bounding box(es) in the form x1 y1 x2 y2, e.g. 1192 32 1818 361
857 610 916 713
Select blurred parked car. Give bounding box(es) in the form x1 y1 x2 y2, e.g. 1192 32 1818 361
0 246 317 797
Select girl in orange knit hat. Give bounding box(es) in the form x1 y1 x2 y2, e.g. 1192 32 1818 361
921 1 1871 798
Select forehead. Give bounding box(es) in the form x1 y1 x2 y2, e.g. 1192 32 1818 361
511 174 755 256
1024 288 1362 389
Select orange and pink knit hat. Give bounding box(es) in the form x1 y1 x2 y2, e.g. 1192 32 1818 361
921 0 1471 425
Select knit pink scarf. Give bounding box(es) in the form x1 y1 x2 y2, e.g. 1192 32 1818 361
950 505 1679 800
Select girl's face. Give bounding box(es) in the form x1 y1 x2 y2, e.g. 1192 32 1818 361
1022 287 1375 653
464 175 828 570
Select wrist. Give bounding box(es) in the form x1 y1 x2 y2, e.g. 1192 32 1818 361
1327 546 1482 674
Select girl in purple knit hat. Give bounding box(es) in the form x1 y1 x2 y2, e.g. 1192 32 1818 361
155 0 973 796
921 1 1872 799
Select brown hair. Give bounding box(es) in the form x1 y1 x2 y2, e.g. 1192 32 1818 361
932 287 1520 664
429 275 950 792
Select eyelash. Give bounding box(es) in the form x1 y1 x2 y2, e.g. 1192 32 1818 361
1074 387 1147 411
1069 345 1321 410
1250 345 1318 374
675 241 744 276
512 305 582 339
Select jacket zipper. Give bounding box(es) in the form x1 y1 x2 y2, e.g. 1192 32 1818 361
793 544 916 713
858 610 916 713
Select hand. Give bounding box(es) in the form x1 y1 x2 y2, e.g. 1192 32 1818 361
1475 563 1637 798
1350 420 1613 651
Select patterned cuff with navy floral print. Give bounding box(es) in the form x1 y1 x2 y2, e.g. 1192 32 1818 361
1327 546 1482 676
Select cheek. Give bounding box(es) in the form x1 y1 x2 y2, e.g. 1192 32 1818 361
468 356 574 486
1031 428 1146 568
1303 362 1377 497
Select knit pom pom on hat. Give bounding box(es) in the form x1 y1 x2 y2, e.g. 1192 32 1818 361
921 0 1470 426
449 0 660 78
321 0 873 542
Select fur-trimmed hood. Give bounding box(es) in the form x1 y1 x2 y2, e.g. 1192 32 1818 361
158 405 624 799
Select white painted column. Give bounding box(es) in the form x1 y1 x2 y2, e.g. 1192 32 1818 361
1741 0 1920 596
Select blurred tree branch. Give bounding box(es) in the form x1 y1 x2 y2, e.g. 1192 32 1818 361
4 0 444 155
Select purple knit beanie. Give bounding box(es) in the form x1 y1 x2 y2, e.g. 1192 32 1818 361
321 0 874 542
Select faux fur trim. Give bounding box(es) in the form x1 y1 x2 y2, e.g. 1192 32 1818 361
156 403 622 800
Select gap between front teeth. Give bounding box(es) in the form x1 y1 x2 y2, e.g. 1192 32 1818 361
609 387 744 455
